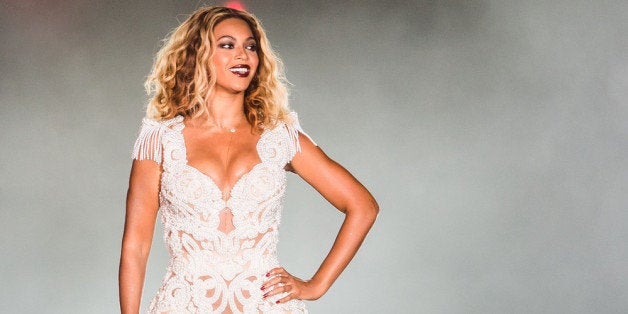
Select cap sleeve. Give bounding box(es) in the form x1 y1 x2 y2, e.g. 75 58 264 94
131 118 166 164
285 111 317 156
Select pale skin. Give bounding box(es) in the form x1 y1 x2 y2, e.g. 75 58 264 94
119 18 378 313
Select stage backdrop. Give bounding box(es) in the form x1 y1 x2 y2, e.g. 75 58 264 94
1 1 627 313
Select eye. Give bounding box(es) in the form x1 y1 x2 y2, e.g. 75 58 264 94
246 43 258 51
218 42 234 49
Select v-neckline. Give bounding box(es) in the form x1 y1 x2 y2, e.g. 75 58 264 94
179 119 267 202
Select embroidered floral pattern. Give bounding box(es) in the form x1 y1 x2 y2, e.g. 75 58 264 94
133 113 310 313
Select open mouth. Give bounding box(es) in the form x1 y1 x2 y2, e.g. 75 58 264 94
229 65 250 77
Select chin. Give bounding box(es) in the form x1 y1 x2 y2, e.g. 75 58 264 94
236 83 255 92
231 86 250 94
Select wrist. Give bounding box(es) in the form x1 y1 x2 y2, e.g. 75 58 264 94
305 277 331 300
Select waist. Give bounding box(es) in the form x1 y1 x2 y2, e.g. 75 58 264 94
168 250 279 281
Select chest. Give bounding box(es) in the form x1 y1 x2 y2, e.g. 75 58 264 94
183 127 263 197
158 122 292 209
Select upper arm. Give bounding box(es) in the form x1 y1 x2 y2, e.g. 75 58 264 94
122 159 162 253
123 118 168 251
288 133 378 215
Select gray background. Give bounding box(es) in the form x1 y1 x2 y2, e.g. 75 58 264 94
1 0 627 313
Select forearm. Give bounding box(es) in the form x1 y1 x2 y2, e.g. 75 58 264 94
119 247 149 313
309 203 378 296
288 138 379 299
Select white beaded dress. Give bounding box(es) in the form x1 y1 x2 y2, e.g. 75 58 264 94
132 113 312 313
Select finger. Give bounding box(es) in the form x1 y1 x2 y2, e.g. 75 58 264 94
266 267 286 277
276 291 295 304
263 283 292 299
261 274 284 289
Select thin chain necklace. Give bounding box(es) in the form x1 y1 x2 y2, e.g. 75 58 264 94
222 126 237 199
224 127 236 167
215 118 240 165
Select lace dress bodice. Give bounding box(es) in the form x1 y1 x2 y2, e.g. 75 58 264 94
132 113 311 313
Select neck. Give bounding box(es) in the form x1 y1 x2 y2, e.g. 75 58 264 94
198 91 248 130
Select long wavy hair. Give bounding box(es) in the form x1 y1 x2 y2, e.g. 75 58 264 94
144 6 290 128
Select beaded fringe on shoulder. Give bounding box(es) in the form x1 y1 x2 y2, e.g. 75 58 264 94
132 118 165 164
285 112 317 155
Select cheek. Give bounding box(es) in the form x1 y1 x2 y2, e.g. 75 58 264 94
211 53 228 68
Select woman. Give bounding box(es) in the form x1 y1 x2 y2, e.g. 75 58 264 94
119 6 378 313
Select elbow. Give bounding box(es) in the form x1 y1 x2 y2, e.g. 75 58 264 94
366 198 379 224
339 190 379 225
120 234 153 264
348 196 379 226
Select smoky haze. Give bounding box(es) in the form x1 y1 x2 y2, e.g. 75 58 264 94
1 1 627 313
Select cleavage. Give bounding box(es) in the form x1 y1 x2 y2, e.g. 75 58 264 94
183 127 263 199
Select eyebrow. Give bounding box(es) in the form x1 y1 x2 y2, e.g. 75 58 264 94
217 35 256 41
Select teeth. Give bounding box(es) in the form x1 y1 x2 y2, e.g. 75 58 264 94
230 68 249 74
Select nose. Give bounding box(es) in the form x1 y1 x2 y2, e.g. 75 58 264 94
235 46 248 60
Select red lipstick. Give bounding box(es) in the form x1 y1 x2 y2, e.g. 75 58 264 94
229 64 251 77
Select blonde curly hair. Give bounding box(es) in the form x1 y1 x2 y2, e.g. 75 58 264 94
144 6 290 128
